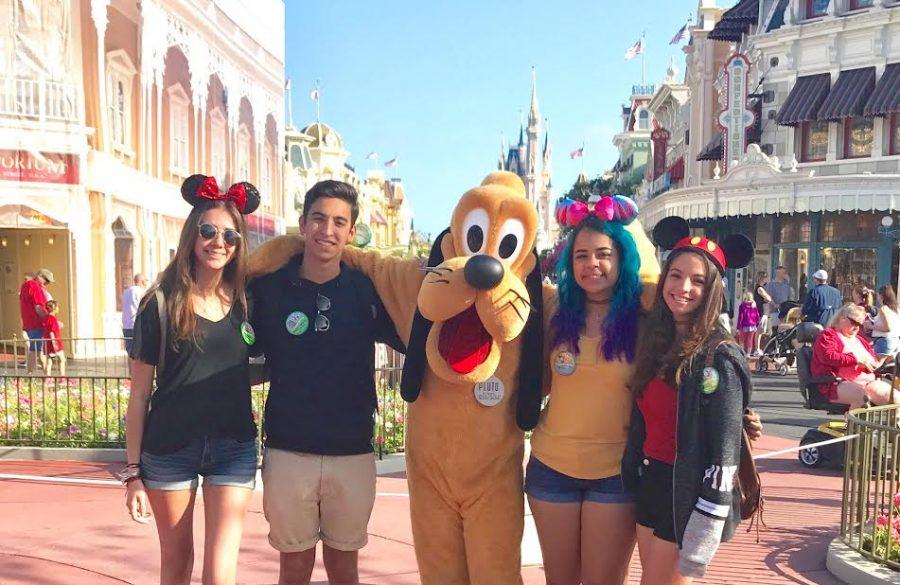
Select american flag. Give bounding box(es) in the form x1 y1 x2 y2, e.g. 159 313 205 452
365 151 378 160
570 146 584 159
384 157 398 168
624 38 643 61
670 23 690 45
310 87 319 101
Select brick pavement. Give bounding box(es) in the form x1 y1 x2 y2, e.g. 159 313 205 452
0 434 847 584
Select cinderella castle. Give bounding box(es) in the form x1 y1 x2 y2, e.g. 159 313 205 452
497 70 557 252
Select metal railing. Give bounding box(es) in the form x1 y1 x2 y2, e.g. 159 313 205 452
840 404 900 570
0 336 130 377
0 76 80 123
0 366 407 459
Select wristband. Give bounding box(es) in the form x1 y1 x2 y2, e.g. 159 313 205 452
115 464 141 484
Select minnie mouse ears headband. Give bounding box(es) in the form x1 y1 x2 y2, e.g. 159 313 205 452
181 174 260 215
651 216 753 275
555 194 639 228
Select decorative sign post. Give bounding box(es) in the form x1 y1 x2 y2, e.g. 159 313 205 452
717 54 756 174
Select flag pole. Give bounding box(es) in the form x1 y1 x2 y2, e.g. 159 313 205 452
581 141 585 175
641 30 646 86
315 79 321 124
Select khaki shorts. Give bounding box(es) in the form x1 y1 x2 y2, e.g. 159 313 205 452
262 448 376 553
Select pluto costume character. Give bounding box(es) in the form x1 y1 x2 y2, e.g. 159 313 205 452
249 172 541 583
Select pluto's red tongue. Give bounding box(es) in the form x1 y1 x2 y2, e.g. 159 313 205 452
438 305 492 374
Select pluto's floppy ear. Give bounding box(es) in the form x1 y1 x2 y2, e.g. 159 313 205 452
400 227 450 402
516 249 544 431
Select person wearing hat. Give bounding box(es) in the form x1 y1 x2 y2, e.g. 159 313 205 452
802 269 842 327
19 268 53 373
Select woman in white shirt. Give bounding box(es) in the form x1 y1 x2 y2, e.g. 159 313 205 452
872 285 900 356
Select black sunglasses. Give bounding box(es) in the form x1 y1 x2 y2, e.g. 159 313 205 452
847 316 864 328
315 294 331 332
198 223 241 246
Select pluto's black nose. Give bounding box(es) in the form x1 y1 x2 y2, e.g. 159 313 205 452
464 255 504 290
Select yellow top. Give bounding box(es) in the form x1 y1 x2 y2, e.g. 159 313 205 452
530 334 635 480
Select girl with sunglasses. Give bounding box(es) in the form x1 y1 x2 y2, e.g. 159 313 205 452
526 195 659 584
121 175 261 585
623 217 753 583
811 303 898 409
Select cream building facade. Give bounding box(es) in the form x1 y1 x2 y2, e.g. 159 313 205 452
640 0 900 305
284 122 413 251
0 0 286 343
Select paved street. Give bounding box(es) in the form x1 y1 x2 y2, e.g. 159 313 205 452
749 368 840 442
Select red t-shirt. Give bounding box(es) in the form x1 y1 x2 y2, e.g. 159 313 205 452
44 315 62 354
636 377 678 465
19 280 47 330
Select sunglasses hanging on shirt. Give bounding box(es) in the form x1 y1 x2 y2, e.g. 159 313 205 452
315 293 331 332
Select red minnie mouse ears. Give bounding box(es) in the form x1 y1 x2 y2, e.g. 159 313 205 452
181 174 260 215
651 216 753 274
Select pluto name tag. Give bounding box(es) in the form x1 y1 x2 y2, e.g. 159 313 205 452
474 376 505 407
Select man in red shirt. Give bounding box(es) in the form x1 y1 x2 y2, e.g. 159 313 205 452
19 268 53 373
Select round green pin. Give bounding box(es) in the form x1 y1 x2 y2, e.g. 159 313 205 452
701 367 720 394
240 321 255 345
285 311 309 336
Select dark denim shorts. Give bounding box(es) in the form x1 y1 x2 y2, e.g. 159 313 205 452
140 436 258 491
524 455 633 504
635 457 676 543
25 328 44 352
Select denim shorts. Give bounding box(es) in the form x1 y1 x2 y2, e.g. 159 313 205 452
635 457 676 543
123 328 135 356
140 436 258 491
873 336 899 356
25 328 44 352
524 455 633 504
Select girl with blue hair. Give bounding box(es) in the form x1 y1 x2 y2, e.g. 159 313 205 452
525 194 651 584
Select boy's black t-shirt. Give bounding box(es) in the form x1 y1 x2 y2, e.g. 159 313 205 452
249 254 404 456
129 293 257 455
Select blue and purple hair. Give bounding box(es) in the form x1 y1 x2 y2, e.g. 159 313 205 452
550 214 643 363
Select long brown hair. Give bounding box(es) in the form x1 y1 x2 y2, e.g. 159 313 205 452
144 200 249 347
880 284 898 311
631 248 732 397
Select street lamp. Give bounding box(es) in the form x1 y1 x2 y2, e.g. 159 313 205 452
880 216 900 296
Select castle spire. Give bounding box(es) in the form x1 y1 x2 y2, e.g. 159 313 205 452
528 66 540 127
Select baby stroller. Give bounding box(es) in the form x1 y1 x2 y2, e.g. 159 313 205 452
756 302 802 376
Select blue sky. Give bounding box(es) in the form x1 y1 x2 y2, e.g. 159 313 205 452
286 1 699 236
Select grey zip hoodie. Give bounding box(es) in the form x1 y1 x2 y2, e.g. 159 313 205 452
623 340 752 577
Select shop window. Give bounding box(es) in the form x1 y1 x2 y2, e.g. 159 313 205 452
820 247 877 300
106 50 136 154
806 0 829 18
112 218 133 312
210 108 227 186
801 120 828 162
848 0 873 9
778 215 812 243
237 125 251 182
820 212 879 241
843 116 873 159
167 84 190 177
890 112 900 156
776 248 808 303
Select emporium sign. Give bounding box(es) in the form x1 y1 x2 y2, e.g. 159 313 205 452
717 53 756 174
0 150 79 184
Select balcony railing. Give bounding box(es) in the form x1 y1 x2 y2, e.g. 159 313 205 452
632 84 656 96
0 76 80 123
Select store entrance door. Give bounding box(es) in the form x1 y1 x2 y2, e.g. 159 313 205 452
775 247 809 304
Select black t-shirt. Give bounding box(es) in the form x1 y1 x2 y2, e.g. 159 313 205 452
250 255 404 456
129 293 256 455
753 285 768 314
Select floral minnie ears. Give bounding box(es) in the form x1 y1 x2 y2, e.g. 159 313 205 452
555 194 639 228
651 216 753 275
181 174 260 215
